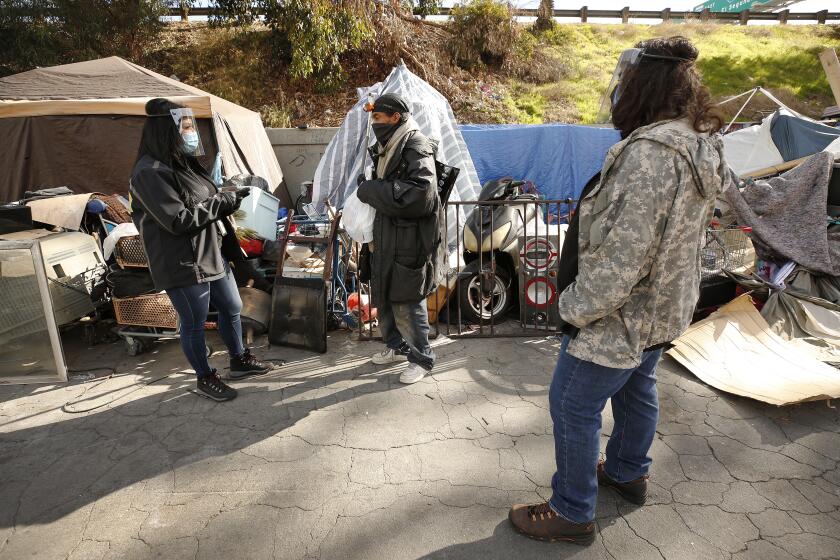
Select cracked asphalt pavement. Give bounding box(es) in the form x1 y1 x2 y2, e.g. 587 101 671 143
1 331 839 559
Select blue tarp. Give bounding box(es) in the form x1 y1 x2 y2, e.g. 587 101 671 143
459 124 621 201
770 114 840 162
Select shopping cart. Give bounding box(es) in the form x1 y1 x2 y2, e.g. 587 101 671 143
700 223 754 281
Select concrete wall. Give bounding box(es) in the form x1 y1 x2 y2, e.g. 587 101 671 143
266 127 338 198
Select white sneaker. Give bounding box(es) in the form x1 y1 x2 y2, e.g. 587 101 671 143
399 363 428 384
371 348 408 365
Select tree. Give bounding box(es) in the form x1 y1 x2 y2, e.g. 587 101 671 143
173 0 193 20
0 1 169 76
409 0 439 18
209 0 256 27
209 0 374 91
450 0 516 69
534 0 554 32
262 0 374 91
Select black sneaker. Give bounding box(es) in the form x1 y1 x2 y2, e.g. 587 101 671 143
196 371 238 401
229 349 275 379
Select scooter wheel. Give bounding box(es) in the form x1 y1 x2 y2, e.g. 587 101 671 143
457 268 511 324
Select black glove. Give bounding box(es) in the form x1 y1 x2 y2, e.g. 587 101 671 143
218 191 238 215
235 187 251 202
231 187 251 211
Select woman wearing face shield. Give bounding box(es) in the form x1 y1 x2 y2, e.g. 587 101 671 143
129 98 274 402
509 37 730 544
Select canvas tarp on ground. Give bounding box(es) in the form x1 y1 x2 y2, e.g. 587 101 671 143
459 123 620 202
312 62 481 248
668 295 840 406
0 57 283 202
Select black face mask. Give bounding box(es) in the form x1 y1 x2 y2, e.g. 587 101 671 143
372 122 400 146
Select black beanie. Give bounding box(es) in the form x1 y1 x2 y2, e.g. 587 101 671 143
372 93 411 116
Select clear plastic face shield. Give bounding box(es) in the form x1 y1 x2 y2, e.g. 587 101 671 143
595 48 643 125
170 108 205 157
595 48 692 125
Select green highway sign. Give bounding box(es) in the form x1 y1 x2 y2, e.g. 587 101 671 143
693 0 773 12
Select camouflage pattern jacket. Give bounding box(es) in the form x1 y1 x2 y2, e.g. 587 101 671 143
558 119 730 369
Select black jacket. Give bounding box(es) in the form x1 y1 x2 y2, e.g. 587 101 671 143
129 155 238 291
356 130 444 305
557 172 600 337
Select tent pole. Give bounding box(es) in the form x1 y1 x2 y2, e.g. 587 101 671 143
723 87 759 135
716 87 759 108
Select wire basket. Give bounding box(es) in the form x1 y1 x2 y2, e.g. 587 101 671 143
115 236 149 268
113 293 178 329
700 225 754 281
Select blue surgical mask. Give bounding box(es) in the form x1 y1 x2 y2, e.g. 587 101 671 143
182 131 199 155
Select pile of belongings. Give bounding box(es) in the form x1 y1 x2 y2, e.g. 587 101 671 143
284 244 326 278
724 151 840 361
669 149 840 405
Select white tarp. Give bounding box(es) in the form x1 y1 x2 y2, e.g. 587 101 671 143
724 111 785 177
668 295 840 406
312 63 481 249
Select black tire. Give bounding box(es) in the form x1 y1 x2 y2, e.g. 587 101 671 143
139 338 155 353
457 267 511 324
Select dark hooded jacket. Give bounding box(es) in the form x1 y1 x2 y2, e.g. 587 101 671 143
129 155 240 291
356 130 444 305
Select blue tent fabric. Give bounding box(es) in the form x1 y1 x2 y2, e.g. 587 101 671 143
770 114 840 162
458 124 621 201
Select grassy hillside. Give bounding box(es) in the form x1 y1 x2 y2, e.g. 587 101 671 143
145 21 840 127
519 23 840 124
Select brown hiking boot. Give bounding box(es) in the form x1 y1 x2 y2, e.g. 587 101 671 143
597 460 648 505
508 501 595 545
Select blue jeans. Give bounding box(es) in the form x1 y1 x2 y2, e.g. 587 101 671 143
378 299 435 371
549 336 662 523
167 268 245 378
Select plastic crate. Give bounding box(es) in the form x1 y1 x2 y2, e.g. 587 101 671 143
113 293 178 329
700 225 754 281
115 236 149 268
237 187 280 241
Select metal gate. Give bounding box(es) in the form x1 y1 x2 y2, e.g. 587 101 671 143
355 198 576 340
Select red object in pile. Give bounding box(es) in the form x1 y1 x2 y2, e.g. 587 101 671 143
239 238 264 257
348 292 377 323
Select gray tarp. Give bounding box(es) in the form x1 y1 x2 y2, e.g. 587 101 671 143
725 151 840 275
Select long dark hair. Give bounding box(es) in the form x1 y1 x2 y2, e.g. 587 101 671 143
611 36 723 139
136 98 209 205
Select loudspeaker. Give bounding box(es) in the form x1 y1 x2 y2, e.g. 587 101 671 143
518 236 561 329
269 276 327 353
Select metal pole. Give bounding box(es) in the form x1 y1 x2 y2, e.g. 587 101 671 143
456 202 462 336
490 204 495 336
478 201 484 336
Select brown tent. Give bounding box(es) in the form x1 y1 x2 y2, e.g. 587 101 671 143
0 56 284 202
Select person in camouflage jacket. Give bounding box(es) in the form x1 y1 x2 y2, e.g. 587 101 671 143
559 117 730 369
509 37 731 545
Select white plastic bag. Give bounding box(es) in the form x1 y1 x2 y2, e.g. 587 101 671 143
342 190 376 243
